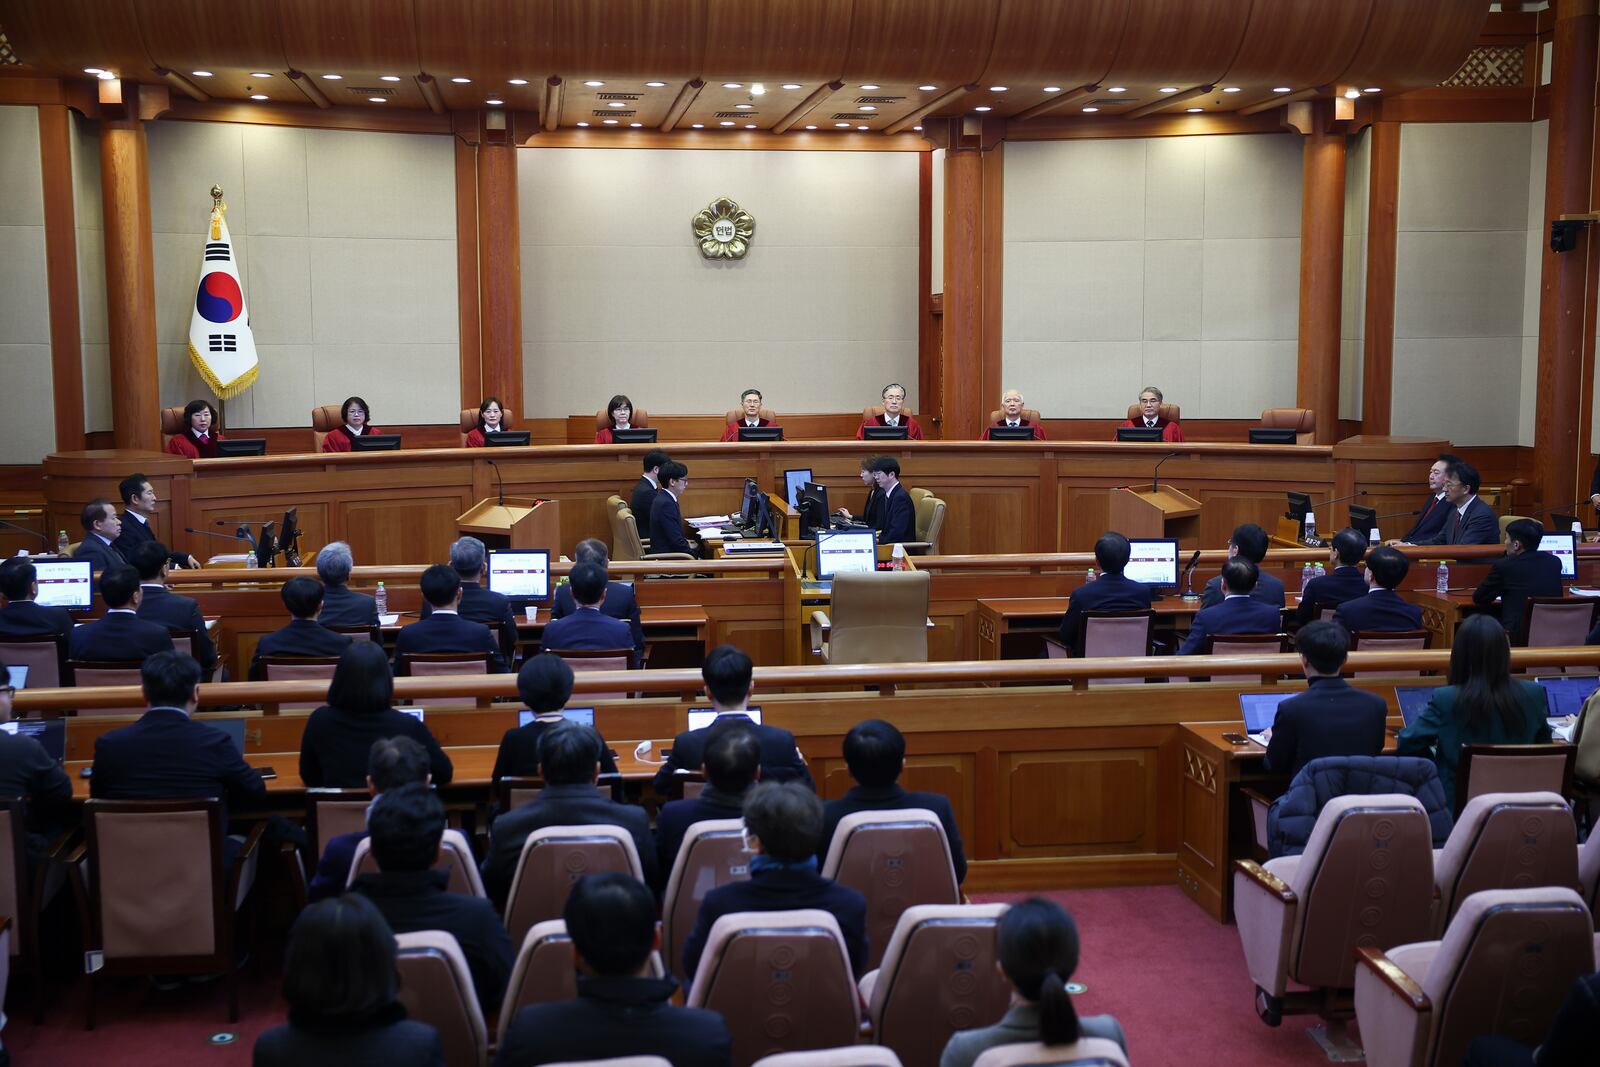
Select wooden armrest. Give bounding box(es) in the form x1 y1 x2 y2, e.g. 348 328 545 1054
1241 787 1274 810
643 552 695 561
810 610 831 655
899 541 932 556
1233 859 1296 904
44 826 81 860
1355 946 1432 1012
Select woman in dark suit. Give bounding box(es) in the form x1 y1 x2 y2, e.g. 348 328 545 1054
164 399 223 458
1397 613 1552 808
299 643 453 787
253 894 443 1067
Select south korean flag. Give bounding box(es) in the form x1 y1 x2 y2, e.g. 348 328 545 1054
186 198 258 398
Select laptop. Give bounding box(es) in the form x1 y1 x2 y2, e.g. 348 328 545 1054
686 706 763 731
207 717 247 754
1238 692 1294 744
0 717 65 764
1394 685 1436 729
1536 675 1599 718
517 706 596 729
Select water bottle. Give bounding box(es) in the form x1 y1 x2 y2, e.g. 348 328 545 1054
890 542 908 571
1085 566 1097 583
1369 527 1381 546
375 581 388 615
56 529 69 555
1314 562 1326 579
245 551 257 569
1435 562 1449 595
1301 562 1313 592
1303 512 1317 543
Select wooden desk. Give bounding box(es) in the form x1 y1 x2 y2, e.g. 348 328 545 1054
1407 589 1491 649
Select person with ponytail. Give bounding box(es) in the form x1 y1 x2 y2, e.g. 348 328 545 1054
940 897 1126 1067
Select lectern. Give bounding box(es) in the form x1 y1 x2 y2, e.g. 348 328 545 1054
457 497 559 550
1107 486 1201 548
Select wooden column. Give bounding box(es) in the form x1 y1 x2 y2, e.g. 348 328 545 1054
1535 0 1599 507
1360 121 1401 435
476 138 523 411
935 117 1003 441
1293 104 1346 445
38 104 85 452
99 84 160 452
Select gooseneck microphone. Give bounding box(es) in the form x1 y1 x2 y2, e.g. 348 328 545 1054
1152 452 1182 494
0 518 50 544
1180 549 1203 601
486 457 506 508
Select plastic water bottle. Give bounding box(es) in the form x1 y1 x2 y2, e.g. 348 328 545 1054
375 581 388 615
1369 527 1381 546
1303 512 1317 543
1435 563 1449 595
245 551 257 569
56 529 69 555
1301 563 1314 592
1314 562 1326 579
1085 566 1097 583
1574 520 1585 539
890 542 908 571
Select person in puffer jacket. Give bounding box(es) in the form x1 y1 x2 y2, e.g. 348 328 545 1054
1266 755 1453 859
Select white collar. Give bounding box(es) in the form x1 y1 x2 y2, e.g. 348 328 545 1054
94 532 114 546
1006 418 1020 426
1144 417 1157 427
883 414 899 425
345 424 364 436
745 418 759 426
666 487 680 502
128 510 149 526
1456 495 1477 515
107 608 137 615
644 473 659 487
613 422 630 430
1223 593 1250 601
431 608 458 616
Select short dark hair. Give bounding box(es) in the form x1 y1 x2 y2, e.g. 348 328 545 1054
740 388 762 403
870 455 901 478
419 563 460 608
81 498 113 532
1295 620 1350 674
182 399 216 431
842 719 905 788
281 576 325 618
1331 528 1367 566
1506 518 1544 554
1365 546 1410 589
744 781 824 862
366 783 444 873
117 473 149 505
1093 532 1131 574
517 653 575 713
565 872 657 976
642 449 671 474
574 538 610 565
539 722 603 785
1438 452 1462 466
281 895 398 1022
704 727 761 794
0 558 35 601
367 735 432 792
568 560 608 605
99 566 141 609
1229 524 1269 564
702 644 753 708
660 460 688 484
129 540 168 580
1221 558 1258 594
327 642 395 716
141 649 202 707
340 396 371 423
1445 460 1481 495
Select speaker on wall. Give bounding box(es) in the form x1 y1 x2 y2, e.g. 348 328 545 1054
1552 219 1584 253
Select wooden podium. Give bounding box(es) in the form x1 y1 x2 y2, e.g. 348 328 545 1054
1107 486 1202 548
457 497 560 550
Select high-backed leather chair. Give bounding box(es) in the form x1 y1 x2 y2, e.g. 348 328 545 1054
988 406 1043 424
496 919 667 1045
1125 401 1180 423
1454 744 1576 813
660 818 750 981
395 929 489 1067
903 494 945 555
1432 791 1578 934
460 406 517 444
595 407 650 431
503 824 645 944
1076 610 1156 685
310 403 343 450
258 654 340 708
810 571 930 665
820 809 960 971
754 1051 905 1067
66 661 144 715
0 635 63 689
1260 408 1316 444
970 1040 1131 1067
1520 597 1599 665
159 405 186 444
347 828 486 898
1350 631 1430 677
861 404 919 425
395 651 494 677
725 406 778 427
546 647 634 700
304 787 370 861
611 505 694 563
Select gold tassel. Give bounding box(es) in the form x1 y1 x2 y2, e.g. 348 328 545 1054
210 207 221 241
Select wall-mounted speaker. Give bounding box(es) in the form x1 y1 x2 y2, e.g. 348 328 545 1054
1551 219 1584 253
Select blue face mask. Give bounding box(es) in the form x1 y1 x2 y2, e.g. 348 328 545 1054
749 853 818 875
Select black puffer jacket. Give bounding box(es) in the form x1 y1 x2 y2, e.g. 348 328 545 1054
1267 755 1454 858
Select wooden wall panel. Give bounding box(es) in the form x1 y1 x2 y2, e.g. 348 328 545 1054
1000 747 1155 857
339 497 467 566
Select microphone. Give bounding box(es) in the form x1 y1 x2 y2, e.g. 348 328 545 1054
185 526 250 543
485 457 506 508
1376 509 1421 521
1317 489 1369 509
1529 499 1591 519
1152 451 1182 494
0 518 50 544
1180 549 1202 576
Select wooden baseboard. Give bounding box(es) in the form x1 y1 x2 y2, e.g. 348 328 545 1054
963 852 1176 893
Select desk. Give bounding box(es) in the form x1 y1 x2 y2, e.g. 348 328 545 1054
1408 589 1491 648
381 605 710 668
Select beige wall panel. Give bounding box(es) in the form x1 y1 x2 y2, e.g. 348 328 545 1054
1393 230 1526 338
0 345 56 462
0 106 44 226
246 235 314 346
1001 340 1144 418
1393 337 1523 445
1201 134 1303 239
0 226 50 344
1199 238 1300 340
1199 339 1298 419
305 130 455 240
241 125 310 237
0 106 54 460
248 344 316 429
1002 240 1144 341
1143 240 1203 341
1144 138 1206 241
1141 339 1202 405
1341 127 1370 421
1522 121 1545 450
1003 138 1146 242
146 121 247 235
313 343 460 424
308 238 458 345
1397 123 1532 232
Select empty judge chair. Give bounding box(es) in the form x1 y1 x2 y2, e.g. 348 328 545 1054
503 824 645 944
661 818 750 981
547 647 634 700
395 930 488 1067
310 403 343 450
686 909 861 1065
496 919 668 1045
902 493 946 555
1260 407 1317 444
821 809 960 970
860 904 1011 1066
396 650 494 677
1520 598 1599 670
755 1050 904 1067
1125 400 1180 424
0 635 62 689
1350 631 1430 678
725 405 778 428
66 661 144 715
259 655 340 710
304 787 371 861
594 407 650 432
970 1041 1130 1067
347 828 485 898
1455 743 1576 813
460 406 517 445
1353 886 1595 1067
1233 795 1435 1029
810 571 931 665
1432 791 1578 933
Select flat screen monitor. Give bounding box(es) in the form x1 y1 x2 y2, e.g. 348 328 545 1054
1124 539 1179 586
0 718 64 763
1395 685 1436 728
487 549 551 602
798 482 831 536
1239 692 1293 736
687 706 763 731
1285 492 1312 521
33 559 92 610
4 664 27 689
862 424 908 441
208 717 246 754
1248 427 1298 445
1551 513 1580 535
1539 532 1577 579
816 529 877 580
214 438 267 457
1116 426 1164 443
738 478 762 527
1537 675 1599 717
399 708 424 722
1349 505 1379 538
350 433 402 452
986 425 1038 441
737 425 783 442
518 706 596 728
610 427 658 444
782 468 813 508
484 431 531 447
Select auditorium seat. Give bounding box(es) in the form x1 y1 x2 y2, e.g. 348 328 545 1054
396 650 494 677
1432 791 1577 934
820 809 960 970
1259 407 1316 444
259 655 340 710
494 774 622 810
2 796 71 1021
503 824 645 944
660 818 749 981
1350 630 1429 677
496 919 666 1045
1205 633 1290 656
0 636 62 689
66 661 144 715
1580 827 1600 911
546 647 634 700
305 787 370 861
1520 597 1598 668
1454 744 1576 813
1077 610 1156 684
346 828 485 898
810 571 930 665
395 929 488 1067
755 1050 904 1067
970 1039 1131 1066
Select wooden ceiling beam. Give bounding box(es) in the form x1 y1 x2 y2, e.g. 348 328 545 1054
287 69 331 109
1013 84 1100 122
541 76 563 131
660 79 704 133
415 73 444 115
885 83 976 135
773 80 843 134
1238 87 1318 116
154 68 209 103
1123 83 1213 119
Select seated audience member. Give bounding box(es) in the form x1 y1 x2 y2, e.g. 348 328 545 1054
0 557 74 645
1056 531 1155 649
352 783 512 1016
1202 523 1287 608
307 735 432 902
1397 453 1461 545
939 897 1126 1067
649 460 699 557
1473 517 1563 635
482 722 657 907
1333 545 1424 635
1397 614 1551 806
463 395 508 448
1463 969 1600 1067
253 894 444 1067
869 455 917 544
857 382 925 440
130 541 217 676
835 456 884 526
494 873 733 1067
0 678 73 856
1294 527 1370 625
539 561 636 664
164 398 223 459
68 566 175 663
114 473 197 569
654 644 813 791
394 564 507 673
251 576 353 680
595 393 638 444
1118 385 1184 442
1405 459 1498 546
683 781 867 979
631 448 671 521
315 541 379 628
73 498 126 574
321 395 383 453
821 719 966 883
420 536 518 660
982 388 1047 440
1262 622 1388 778
1179 560 1283 655
300 642 454 788
655 727 761 878
720 387 774 441
490 653 618 781
550 538 645 663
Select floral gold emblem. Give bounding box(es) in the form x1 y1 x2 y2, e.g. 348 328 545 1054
692 196 755 259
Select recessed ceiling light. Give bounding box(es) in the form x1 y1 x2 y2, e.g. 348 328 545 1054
860 84 880 90
1344 89 1361 99
370 97 387 103
576 121 589 127
1043 86 1062 93
720 120 736 126
782 83 802 90
913 125 923 131
989 85 1008 92
745 123 757 129
83 67 103 75
1159 87 1179 93
1222 86 1240 93
380 75 400 82
322 73 342 80
722 82 742 89
252 72 275 79
1186 107 1203 112
485 99 504 105
835 121 851 127
608 101 627 107
1273 86 1292 93
857 124 869 130
631 122 643 127
1107 86 1126 93
858 105 876 111
805 124 817 130
1082 106 1099 113
750 83 765 95
974 105 992 112
508 78 528 86
97 71 117 81
451 77 471 84
645 81 666 88
191 71 213 78
603 118 619 125
1363 87 1381 93
918 85 937 91
250 94 268 100
691 123 704 128
735 103 753 109
585 80 604 87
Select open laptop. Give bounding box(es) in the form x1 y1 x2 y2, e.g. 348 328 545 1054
1537 676 1597 740
686 706 763 731
1238 692 1294 744
0 717 65 764
206 717 247 754
1538 531 1577 580
1394 685 1436 729
517 706 596 729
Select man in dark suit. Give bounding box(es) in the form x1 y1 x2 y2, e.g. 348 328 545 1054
1399 453 1460 544
1294 527 1371 625
1057 531 1155 649
394 564 507 673
1201 523 1287 608
307 735 432 902
250 576 353 680
820 719 966 884
482 722 657 906
314 541 379 628
835 456 885 527
1334 546 1424 634
129 541 217 676
0 682 73 854
1408 460 1498 546
72 498 125 575
113 473 196 570
869 455 916 544
539 561 636 664
1179 560 1284 655
682 781 868 980
419 536 519 660
1474 518 1564 637
494 872 733 1067
655 726 759 878
648 460 699 557
653 644 813 792
1263 621 1388 778
550 539 645 663
490 653 618 781
68 566 175 663
630 448 671 522
0 558 75 645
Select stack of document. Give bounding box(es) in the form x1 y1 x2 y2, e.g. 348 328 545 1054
724 541 785 554
687 515 732 530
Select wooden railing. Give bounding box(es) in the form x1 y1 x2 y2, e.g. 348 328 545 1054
161 557 790 588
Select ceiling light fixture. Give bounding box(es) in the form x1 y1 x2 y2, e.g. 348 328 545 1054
97 71 117 81
250 94 268 100
380 75 400 82
369 97 388 103
322 73 342 80
451 77 471 84
83 67 103 75
252 72 275 79
835 121 851 127
508 78 528 85
485 98 504 105
913 125 923 131
746 123 757 128
750 82 766 95
1363 87 1381 93
918 84 937 91
1343 88 1360 98
1186 107 1203 112
584 80 604 87
632 122 644 127
1082 106 1099 113
735 103 753 109
860 83 880 90
1273 86 1292 93
603 118 619 125
645 81 666 88
1107 86 1126 93
974 105 992 112
857 124 868 130
989 85 1008 92
782 83 802 90
1222 86 1240 93
805 124 817 129
608 101 627 107
691 123 704 128
722 82 742 89
191 71 213 78
1043 86 1062 93
858 105 876 111
577 121 590 127
720 120 736 126
1159 86 1179 93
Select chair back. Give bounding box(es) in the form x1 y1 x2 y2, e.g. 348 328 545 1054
971 1039 1131 1067
1125 401 1180 423
304 788 370 860
1581 827 1600 912
1350 630 1429 677
0 799 23 960
159 405 185 438
261 655 339 710
0 636 62 689
170 631 194 661
862 404 918 423
310 403 343 449
547 647 633 700
1435 791 1579 927
1260 407 1316 444
987 407 1042 424
66 661 144 715
753 1051 905 1067
1522 598 1599 670
328 624 380 643
824 571 931 665
394 930 489 1067
685 909 861 1065
1457 743 1576 812
725 407 778 425
612 507 646 562
496 920 667 1046
347 829 486 898
461 406 517 435
867 904 1011 1067
661 818 750 980
820 809 960 970
912 495 946 553
503 824 645 944
397 651 493 677
594 407 650 430
84 799 225 962
1205 633 1289 657
1079 611 1154 685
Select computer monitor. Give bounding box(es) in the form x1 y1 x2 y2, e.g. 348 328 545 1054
686 706 763 731
517 706 596 728
1395 685 1436 727
986 425 1038 441
214 438 267 457
399 708 424 722
484 431 531 447
1539 531 1577 579
737 425 783 442
0 718 64 764
609 427 658 444
1536 676 1599 717
5 664 27 689
33 559 92 610
1285 491 1312 522
209 717 247 754
1239 692 1293 736
798 482 831 536
738 478 762 527
486 549 551 602
1247 427 1298 445
350 433 402 452
862 424 908 441
816 529 877 580
782 468 813 508
1116 426 1164 442
1349 505 1378 538
1124 539 1179 586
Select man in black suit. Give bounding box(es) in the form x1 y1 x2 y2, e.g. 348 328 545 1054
682 781 868 980
0 558 75 645
1262 621 1388 778
630 448 671 522
307 735 432 902
129 541 216 676
868 455 916 544
1333 546 1424 635
494 873 733 1067
113 473 197 570
482 722 657 906
68 566 175 663
655 726 759 878
1201 523 1287 608
1398 453 1460 545
72 498 125 575
0 681 73 854
1057 531 1155 649
550 539 645 663
314 541 379 628
648 460 699 557
394 564 507 673
1474 518 1564 637
653 644 813 792
1407 460 1498 546
539 561 636 664
1179 560 1284 655
352 783 512 1017
419 536 518 660
249 576 353 679
820 719 966 883
490 653 618 781
1294 527 1371 625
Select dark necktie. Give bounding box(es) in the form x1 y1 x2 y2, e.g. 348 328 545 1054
1447 508 1461 543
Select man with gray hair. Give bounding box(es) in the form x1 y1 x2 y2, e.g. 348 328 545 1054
855 382 924 439
983 388 1047 440
549 538 644 663
420 535 518 659
315 541 379 627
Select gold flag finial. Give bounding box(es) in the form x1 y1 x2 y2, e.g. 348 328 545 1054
210 184 223 204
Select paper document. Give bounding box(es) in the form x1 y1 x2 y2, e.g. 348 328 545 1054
687 515 732 528
379 613 399 626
